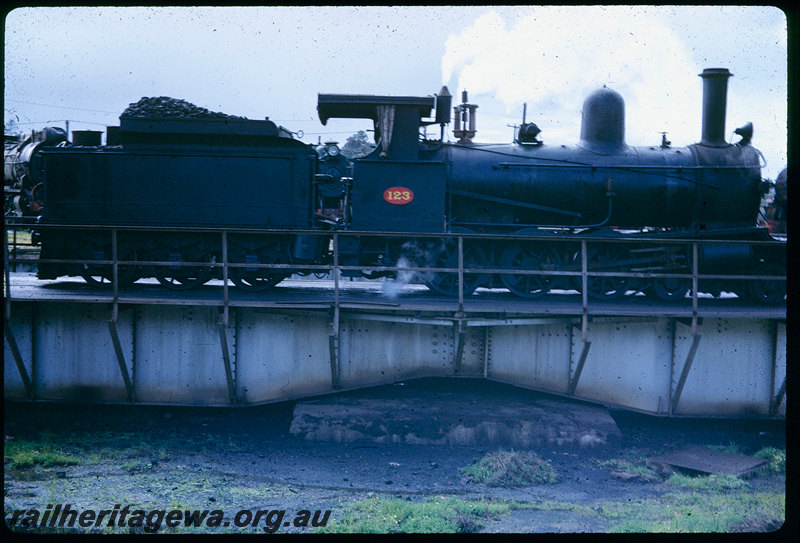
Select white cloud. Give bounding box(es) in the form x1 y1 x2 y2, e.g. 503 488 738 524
442 7 699 140
440 6 787 179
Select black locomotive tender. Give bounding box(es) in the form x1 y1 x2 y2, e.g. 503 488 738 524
3 68 786 303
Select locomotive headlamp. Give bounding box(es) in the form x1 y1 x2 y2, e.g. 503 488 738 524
327 144 340 157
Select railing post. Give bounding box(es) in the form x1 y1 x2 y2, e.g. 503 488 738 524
330 233 340 389
333 233 340 310
111 228 119 322
457 235 464 312
581 239 589 342
107 227 135 402
218 230 236 404
12 228 19 273
221 230 229 327
668 242 702 414
570 239 592 396
691 242 699 335
4 223 11 321
769 321 783 416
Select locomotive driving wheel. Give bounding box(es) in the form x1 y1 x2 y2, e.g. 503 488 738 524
748 262 786 304
646 245 691 301
152 239 214 290
651 276 691 301
500 244 561 298
576 245 631 300
422 239 489 297
228 240 290 291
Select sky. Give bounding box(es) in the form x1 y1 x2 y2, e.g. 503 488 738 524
3 5 789 180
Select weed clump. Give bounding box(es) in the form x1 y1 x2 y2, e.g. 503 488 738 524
460 450 557 487
596 458 660 482
704 442 743 454
317 496 510 533
4 439 81 469
754 447 785 474
667 473 749 491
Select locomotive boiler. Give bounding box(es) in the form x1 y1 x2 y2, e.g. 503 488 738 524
318 68 781 301
3 68 785 303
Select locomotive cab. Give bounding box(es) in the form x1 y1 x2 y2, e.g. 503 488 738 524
317 93 448 234
317 92 448 275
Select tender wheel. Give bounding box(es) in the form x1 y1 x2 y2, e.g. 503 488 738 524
79 246 139 287
500 244 559 298
651 277 691 301
423 239 489 297
79 246 112 287
748 262 786 304
228 241 290 292
153 241 213 290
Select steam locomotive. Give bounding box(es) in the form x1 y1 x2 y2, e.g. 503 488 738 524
3 68 786 303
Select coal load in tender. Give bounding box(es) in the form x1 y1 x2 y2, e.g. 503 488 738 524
120 96 247 120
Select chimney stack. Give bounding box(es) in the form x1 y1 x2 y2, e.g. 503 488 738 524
699 68 732 147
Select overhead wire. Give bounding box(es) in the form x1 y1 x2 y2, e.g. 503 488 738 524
5 98 120 115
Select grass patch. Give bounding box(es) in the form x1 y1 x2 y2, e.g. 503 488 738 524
459 450 557 487
754 447 785 474
318 496 510 533
602 491 784 533
515 499 598 517
667 473 749 491
320 497 604 534
596 458 660 482
704 442 743 454
594 463 784 533
6 229 34 247
4 439 82 469
11 429 244 465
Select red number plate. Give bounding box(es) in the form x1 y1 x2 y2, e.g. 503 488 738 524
383 187 414 205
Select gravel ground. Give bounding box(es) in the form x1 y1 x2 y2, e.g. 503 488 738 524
3 379 788 535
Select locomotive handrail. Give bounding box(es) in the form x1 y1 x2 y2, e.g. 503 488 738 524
494 162 760 170
448 189 584 218
7 221 784 246
454 142 762 180
4 224 786 277
5 221 786 327
18 258 781 282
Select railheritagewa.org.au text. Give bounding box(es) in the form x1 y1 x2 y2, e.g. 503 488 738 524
6 503 331 533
